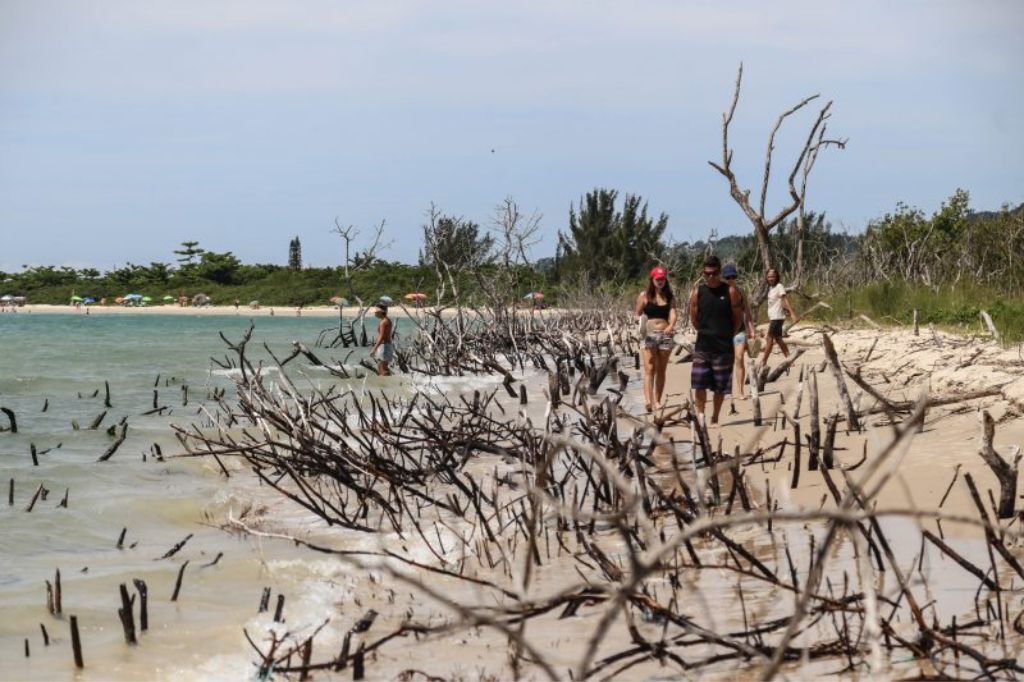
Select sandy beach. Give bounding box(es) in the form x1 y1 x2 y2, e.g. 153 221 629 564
196 318 1024 679
662 324 1024 526
10 304 558 321
13 303 407 318
6 308 1022 679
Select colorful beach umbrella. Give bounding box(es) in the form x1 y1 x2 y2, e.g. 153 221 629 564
83 297 96 304
404 292 427 301
523 292 544 300
162 295 174 301
1 295 13 301
141 296 152 302
70 295 83 302
124 293 143 300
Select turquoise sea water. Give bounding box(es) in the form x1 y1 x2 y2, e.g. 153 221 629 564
0 312 411 680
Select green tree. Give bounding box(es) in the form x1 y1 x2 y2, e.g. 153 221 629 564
195 251 241 284
288 237 302 270
143 262 172 283
174 241 206 270
557 188 668 284
419 214 495 270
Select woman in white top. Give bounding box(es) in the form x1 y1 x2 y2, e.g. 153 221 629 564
760 268 798 364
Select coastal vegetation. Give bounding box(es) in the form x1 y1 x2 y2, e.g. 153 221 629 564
4 191 1021 340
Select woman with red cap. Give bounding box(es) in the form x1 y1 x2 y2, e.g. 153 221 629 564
634 265 677 412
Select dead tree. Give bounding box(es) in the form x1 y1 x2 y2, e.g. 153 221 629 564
708 63 846 292
976 409 1021 518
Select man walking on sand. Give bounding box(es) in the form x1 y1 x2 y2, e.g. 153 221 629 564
689 256 743 425
372 304 394 376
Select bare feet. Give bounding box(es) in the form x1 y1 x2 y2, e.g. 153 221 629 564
644 402 653 413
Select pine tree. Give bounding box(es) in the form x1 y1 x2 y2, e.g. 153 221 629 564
288 237 302 270
173 241 205 276
557 189 668 284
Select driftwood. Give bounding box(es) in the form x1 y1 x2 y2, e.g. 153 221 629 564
765 348 806 386
979 310 1001 343
0 406 16 433
158 310 1024 681
975 410 1021 519
821 333 860 431
70 615 84 668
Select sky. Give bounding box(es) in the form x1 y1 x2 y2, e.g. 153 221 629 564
1 0 1022 272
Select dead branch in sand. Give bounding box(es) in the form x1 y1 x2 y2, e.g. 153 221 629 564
174 308 1024 680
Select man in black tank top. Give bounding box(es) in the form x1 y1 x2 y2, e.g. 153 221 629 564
688 256 743 425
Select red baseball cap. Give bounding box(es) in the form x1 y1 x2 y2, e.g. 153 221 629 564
650 266 668 280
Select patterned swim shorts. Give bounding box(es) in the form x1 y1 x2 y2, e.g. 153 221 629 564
644 331 674 351
691 350 733 394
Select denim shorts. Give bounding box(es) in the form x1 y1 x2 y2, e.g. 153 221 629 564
375 343 394 363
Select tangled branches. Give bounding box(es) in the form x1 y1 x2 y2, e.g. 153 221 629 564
179 314 1024 679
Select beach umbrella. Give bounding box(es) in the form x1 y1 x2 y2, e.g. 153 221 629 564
404 292 427 301
83 297 96 304
377 295 394 306
70 295 83 302
141 296 152 302
192 293 210 306
0 295 13 301
124 293 143 300
523 292 544 300
249 300 260 309
162 295 174 301
114 296 125 304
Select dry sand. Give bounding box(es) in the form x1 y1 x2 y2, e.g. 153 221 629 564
659 323 1024 530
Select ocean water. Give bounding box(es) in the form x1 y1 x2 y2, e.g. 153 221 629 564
0 312 435 680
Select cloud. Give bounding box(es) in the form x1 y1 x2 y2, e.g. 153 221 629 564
2 0 1019 101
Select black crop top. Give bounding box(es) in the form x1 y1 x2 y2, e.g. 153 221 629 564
643 297 671 320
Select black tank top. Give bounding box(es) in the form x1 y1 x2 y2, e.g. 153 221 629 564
695 283 733 353
643 297 671 320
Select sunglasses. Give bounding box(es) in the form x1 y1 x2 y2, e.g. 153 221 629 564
703 269 720 277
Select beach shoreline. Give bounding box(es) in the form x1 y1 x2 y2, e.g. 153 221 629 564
9 303 558 320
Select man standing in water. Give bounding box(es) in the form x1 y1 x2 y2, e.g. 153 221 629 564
689 256 743 425
372 304 394 376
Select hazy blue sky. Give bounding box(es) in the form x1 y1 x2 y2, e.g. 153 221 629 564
2 0 1021 271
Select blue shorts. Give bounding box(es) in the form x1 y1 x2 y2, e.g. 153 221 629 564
375 343 394 363
691 350 733 394
733 331 746 346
